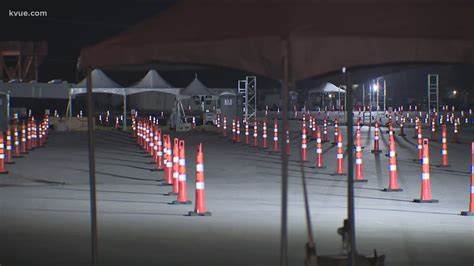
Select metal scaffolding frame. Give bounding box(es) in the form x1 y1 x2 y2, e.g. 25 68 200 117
238 76 257 123
427 74 439 113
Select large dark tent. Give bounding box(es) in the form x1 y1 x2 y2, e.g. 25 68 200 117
79 0 474 82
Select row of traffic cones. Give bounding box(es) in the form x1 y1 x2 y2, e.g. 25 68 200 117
0 116 50 174
319 118 473 214
216 114 473 215
134 117 211 216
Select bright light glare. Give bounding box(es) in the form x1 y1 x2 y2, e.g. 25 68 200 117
453 90 457 95
373 84 379 91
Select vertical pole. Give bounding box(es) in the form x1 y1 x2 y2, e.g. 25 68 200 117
383 80 387 112
344 67 357 266
7 93 10 122
369 84 372 125
34 55 38 81
427 75 431 114
280 39 290 266
69 92 73 129
436 75 439 113
362 84 365 109
123 92 127 131
362 84 365 124
376 84 379 112
86 68 98 266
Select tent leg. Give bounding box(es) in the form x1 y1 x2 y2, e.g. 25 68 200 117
123 94 127 131
86 68 98 266
67 93 72 129
344 68 357 266
280 39 289 266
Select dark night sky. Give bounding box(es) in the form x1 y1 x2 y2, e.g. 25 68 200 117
1 0 177 83
1 0 473 106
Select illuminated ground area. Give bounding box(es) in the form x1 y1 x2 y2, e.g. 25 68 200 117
0 125 473 266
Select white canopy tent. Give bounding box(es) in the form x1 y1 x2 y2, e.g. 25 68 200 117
127 69 184 128
68 69 126 129
69 69 186 131
180 74 218 116
307 82 346 111
180 74 217 97
126 69 181 97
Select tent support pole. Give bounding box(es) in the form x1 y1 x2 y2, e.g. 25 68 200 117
280 39 289 266
86 68 98 266
123 93 127 131
344 68 357 266
69 93 73 129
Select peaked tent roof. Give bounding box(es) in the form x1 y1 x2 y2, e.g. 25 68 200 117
180 75 216 96
71 69 124 96
127 69 180 96
79 0 474 83
130 69 172 88
73 69 122 89
308 83 346 94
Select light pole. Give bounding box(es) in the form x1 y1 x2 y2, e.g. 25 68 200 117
383 80 387 111
373 82 379 112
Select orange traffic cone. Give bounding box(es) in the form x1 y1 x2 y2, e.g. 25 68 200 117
383 132 403 192
385 125 395 157
399 117 406 136
336 133 345 175
162 135 173 186
171 140 192 204
32 121 37 149
314 126 325 168
301 126 309 162
438 124 450 167
253 121 259 147
244 120 250 145
222 116 227 137
451 120 460 143
414 138 438 203
154 128 165 171
141 120 146 149
5 127 14 164
144 122 150 153
150 125 157 158
322 117 329 142
37 124 43 148
332 119 339 145
231 119 236 141
430 118 437 141
412 117 419 139
371 120 382 154
354 128 367 182
20 122 28 154
236 119 241 143
0 132 8 174
26 120 32 151
137 120 142 147
13 125 22 158
166 138 180 196
262 119 268 149
189 143 211 216
311 116 317 140
272 119 279 152
460 142 474 216
150 124 156 157
216 113 221 133
131 115 137 138
416 124 423 163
